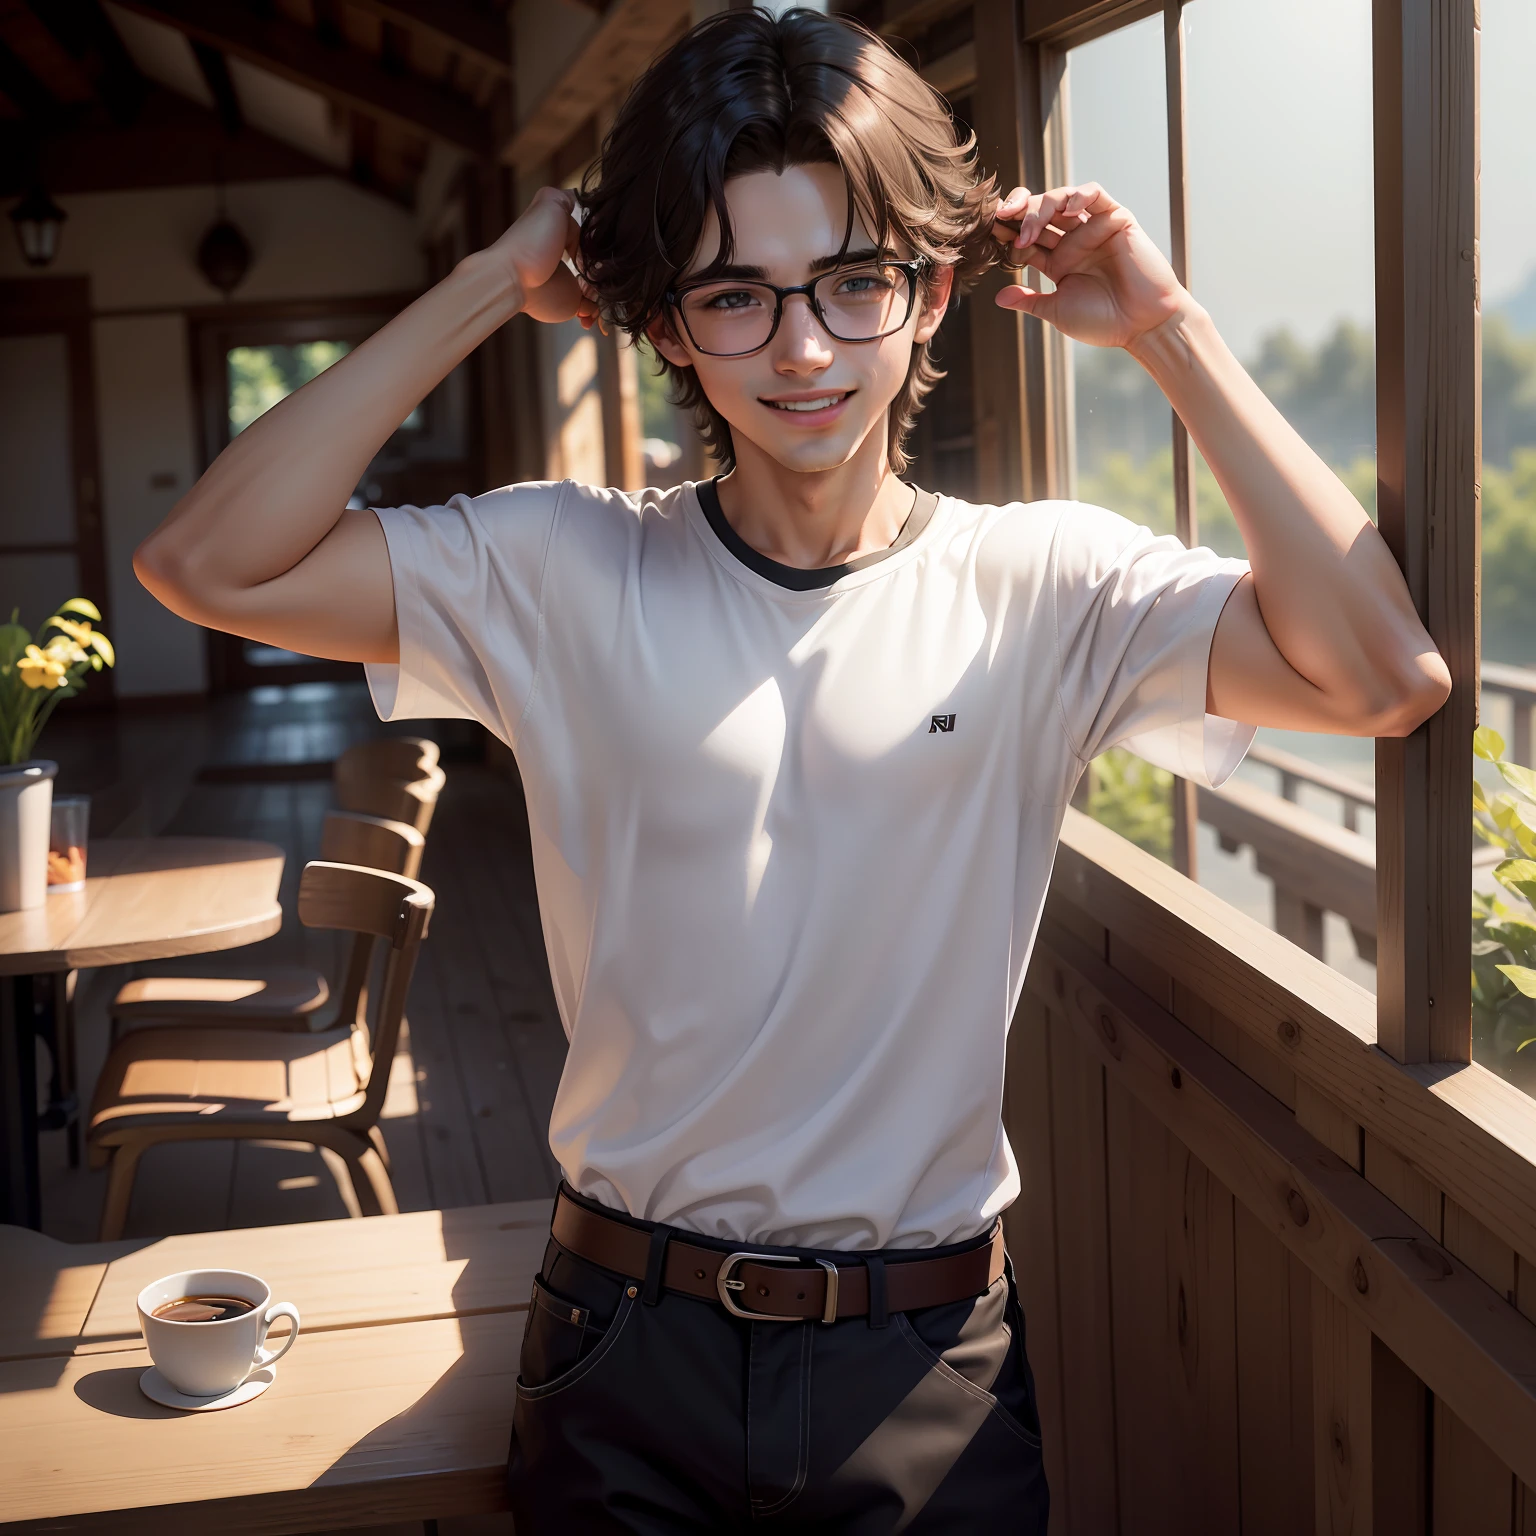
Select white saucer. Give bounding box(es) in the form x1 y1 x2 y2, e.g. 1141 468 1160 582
139 1365 274 1411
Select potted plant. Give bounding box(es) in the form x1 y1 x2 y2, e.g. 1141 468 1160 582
1470 724 1536 1086
0 600 114 911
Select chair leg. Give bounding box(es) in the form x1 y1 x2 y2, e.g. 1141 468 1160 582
367 1122 392 1174
315 1144 363 1220
346 1141 398 1218
62 971 80 1170
98 1142 145 1242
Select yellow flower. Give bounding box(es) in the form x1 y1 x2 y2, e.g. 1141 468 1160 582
45 634 86 666
47 615 115 668
17 644 68 691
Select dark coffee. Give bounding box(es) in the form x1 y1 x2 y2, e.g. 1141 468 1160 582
151 1295 254 1323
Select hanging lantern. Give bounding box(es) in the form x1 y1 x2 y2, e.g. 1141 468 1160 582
9 185 67 269
197 217 252 295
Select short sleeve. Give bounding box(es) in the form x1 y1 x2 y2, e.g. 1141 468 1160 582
1052 502 1255 788
364 480 566 743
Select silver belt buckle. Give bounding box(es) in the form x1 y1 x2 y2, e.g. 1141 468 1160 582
716 1251 840 1324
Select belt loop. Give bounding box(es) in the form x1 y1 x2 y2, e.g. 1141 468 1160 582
642 1222 672 1306
866 1255 888 1330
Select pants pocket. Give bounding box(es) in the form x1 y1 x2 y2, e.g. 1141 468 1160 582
897 1274 1043 1447
520 1275 609 1392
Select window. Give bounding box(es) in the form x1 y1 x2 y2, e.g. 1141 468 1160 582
227 342 423 439
1067 0 1380 991
1470 0 1536 1096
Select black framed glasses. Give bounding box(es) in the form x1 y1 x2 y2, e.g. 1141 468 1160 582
665 257 928 358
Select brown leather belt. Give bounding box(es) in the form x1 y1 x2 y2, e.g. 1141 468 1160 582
551 1188 1006 1323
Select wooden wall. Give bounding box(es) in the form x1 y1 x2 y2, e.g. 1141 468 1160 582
1007 812 1536 1536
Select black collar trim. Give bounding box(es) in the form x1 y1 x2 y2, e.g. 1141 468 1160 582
696 477 938 591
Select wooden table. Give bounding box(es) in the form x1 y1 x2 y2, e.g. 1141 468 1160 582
0 1200 550 1532
0 837 284 1228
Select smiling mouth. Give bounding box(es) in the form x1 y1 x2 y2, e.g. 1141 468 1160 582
761 391 853 413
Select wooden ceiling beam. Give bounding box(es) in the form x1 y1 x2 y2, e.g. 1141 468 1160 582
501 0 686 168
112 0 494 157
0 38 56 121
190 39 242 140
0 81 358 196
23 0 147 126
341 0 511 79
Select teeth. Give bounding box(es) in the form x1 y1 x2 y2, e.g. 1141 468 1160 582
766 394 847 412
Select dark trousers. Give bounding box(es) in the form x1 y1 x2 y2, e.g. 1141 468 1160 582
507 1197 1050 1532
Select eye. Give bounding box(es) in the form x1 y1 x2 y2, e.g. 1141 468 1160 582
833 268 898 296
701 288 762 312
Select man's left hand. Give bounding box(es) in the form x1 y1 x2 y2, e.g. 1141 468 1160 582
989 183 1188 350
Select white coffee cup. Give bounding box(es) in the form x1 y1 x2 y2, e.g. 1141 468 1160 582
137 1269 300 1398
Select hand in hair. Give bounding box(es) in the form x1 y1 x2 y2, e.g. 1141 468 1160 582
489 185 600 328
991 183 1188 351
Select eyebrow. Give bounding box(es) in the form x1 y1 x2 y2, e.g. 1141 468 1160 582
685 247 887 284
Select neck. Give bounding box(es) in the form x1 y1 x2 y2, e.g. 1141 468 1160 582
714 419 912 570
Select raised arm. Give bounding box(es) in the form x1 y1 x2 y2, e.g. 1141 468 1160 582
134 188 591 665
993 182 1451 738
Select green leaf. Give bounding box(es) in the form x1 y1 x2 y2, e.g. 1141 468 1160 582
1498 760 1536 802
1473 779 1490 812
1475 726 1507 762
1474 817 1509 849
1495 857 1536 889
1496 963 1536 998
1494 860 1536 908
1473 938 1506 956
1488 917 1536 954
0 622 27 670
56 597 101 621
1515 823 1536 859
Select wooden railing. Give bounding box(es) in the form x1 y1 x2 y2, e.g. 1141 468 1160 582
1181 666 1536 967
1009 810 1536 1533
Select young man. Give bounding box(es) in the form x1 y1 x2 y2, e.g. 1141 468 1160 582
135 9 1448 1530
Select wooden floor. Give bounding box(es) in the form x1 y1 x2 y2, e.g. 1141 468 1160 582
37 680 567 1248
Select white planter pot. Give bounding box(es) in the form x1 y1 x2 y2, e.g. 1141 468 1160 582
0 761 57 913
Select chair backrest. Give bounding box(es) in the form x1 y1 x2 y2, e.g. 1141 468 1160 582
335 737 439 784
320 810 424 880
317 811 425 1030
297 860 434 1125
335 764 446 836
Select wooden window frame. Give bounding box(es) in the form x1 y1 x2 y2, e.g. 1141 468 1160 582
986 0 1480 1065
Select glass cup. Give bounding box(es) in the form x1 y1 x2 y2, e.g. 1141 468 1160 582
47 794 89 893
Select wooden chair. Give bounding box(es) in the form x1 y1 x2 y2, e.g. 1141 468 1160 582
87 861 434 1241
336 735 440 781
336 762 446 836
109 811 423 1038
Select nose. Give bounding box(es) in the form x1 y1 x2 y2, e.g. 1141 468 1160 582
771 294 835 376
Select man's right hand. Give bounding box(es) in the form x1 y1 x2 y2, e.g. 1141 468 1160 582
492 186 598 327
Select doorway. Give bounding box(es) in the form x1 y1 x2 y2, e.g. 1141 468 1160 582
0 278 111 698
190 297 479 692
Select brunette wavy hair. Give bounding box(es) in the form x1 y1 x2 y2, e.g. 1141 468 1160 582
576 6 1002 474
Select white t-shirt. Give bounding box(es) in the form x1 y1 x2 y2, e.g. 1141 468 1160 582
367 478 1253 1250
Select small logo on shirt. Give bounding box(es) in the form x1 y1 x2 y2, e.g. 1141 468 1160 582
929 714 957 734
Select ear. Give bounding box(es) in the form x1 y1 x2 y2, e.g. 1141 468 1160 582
913 264 955 345
646 312 692 370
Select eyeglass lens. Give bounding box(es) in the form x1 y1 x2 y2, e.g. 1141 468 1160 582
677 263 915 357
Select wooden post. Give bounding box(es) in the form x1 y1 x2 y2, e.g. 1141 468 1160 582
1019 41 1074 504
1164 0 1198 881
1371 0 1478 1064
599 331 646 491
969 0 1031 507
